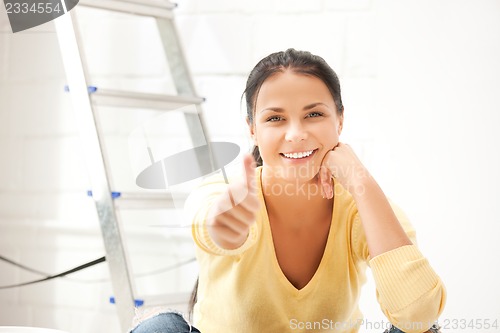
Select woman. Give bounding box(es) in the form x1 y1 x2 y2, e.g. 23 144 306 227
131 49 446 333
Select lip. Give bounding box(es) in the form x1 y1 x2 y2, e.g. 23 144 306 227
280 149 318 162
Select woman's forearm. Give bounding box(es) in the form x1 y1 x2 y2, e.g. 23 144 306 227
350 175 412 258
320 142 413 258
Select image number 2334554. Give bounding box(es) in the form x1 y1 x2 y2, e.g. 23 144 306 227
3 0 79 33
5 2 62 14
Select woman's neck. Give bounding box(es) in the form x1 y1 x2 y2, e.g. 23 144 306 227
260 168 333 229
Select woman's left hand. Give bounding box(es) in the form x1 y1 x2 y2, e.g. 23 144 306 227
318 142 370 199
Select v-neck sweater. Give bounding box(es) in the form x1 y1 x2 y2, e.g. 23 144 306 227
187 166 446 333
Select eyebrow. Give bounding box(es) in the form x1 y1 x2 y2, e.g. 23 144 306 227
260 102 329 113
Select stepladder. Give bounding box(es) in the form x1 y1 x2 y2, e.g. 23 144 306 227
53 1 221 330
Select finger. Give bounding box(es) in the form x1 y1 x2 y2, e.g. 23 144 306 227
230 154 257 205
225 205 257 227
214 213 250 235
319 165 331 199
327 175 333 199
236 194 260 217
320 150 336 199
210 221 246 243
318 165 326 197
317 172 325 198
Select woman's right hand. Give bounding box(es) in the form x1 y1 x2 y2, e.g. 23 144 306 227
206 154 260 250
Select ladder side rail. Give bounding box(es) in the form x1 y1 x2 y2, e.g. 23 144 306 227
156 18 218 173
54 11 136 332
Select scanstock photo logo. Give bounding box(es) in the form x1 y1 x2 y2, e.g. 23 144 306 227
4 0 79 32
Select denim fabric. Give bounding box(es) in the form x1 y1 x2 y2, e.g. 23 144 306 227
130 311 441 333
130 312 201 333
384 326 407 333
384 323 441 333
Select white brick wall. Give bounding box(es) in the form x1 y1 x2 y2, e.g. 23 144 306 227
176 13 253 75
1 0 500 332
324 0 372 11
250 12 346 70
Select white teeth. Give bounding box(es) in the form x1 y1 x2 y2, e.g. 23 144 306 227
283 150 314 159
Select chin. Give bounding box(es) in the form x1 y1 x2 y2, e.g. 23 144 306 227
267 164 319 183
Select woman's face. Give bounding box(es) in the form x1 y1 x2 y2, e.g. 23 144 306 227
250 70 343 183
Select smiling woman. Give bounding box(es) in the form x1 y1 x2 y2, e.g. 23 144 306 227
129 49 446 333
251 70 342 183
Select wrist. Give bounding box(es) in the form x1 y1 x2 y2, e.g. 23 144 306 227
346 169 374 198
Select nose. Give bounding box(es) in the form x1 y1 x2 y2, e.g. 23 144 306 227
285 121 308 142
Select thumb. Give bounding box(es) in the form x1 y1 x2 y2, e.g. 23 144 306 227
243 153 257 194
228 153 257 206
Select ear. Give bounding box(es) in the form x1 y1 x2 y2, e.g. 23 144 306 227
246 117 258 145
337 113 344 136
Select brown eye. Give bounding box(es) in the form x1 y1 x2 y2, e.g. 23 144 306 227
306 111 324 118
267 116 283 122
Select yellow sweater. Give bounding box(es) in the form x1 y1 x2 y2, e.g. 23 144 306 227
187 167 446 333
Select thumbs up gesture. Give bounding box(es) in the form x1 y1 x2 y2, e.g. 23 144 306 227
206 154 261 250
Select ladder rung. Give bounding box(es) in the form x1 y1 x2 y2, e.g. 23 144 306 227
114 192 189 209
79 0 176 19
90 88 204 111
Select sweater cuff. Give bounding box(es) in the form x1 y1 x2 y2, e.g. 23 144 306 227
369 245 440 312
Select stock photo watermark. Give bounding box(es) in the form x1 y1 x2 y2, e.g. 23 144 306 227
289 318 424 331
255 163 369 199
289 317 499 331
3 0 79 33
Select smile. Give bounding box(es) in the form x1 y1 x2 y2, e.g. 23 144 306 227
280 149 317 159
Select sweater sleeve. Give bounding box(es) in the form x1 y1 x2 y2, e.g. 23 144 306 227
184 173 259 256
352 202 447 333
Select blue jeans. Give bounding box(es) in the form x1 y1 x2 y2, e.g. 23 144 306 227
383 324 441 333
130 312 441 333
130 312 201 333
